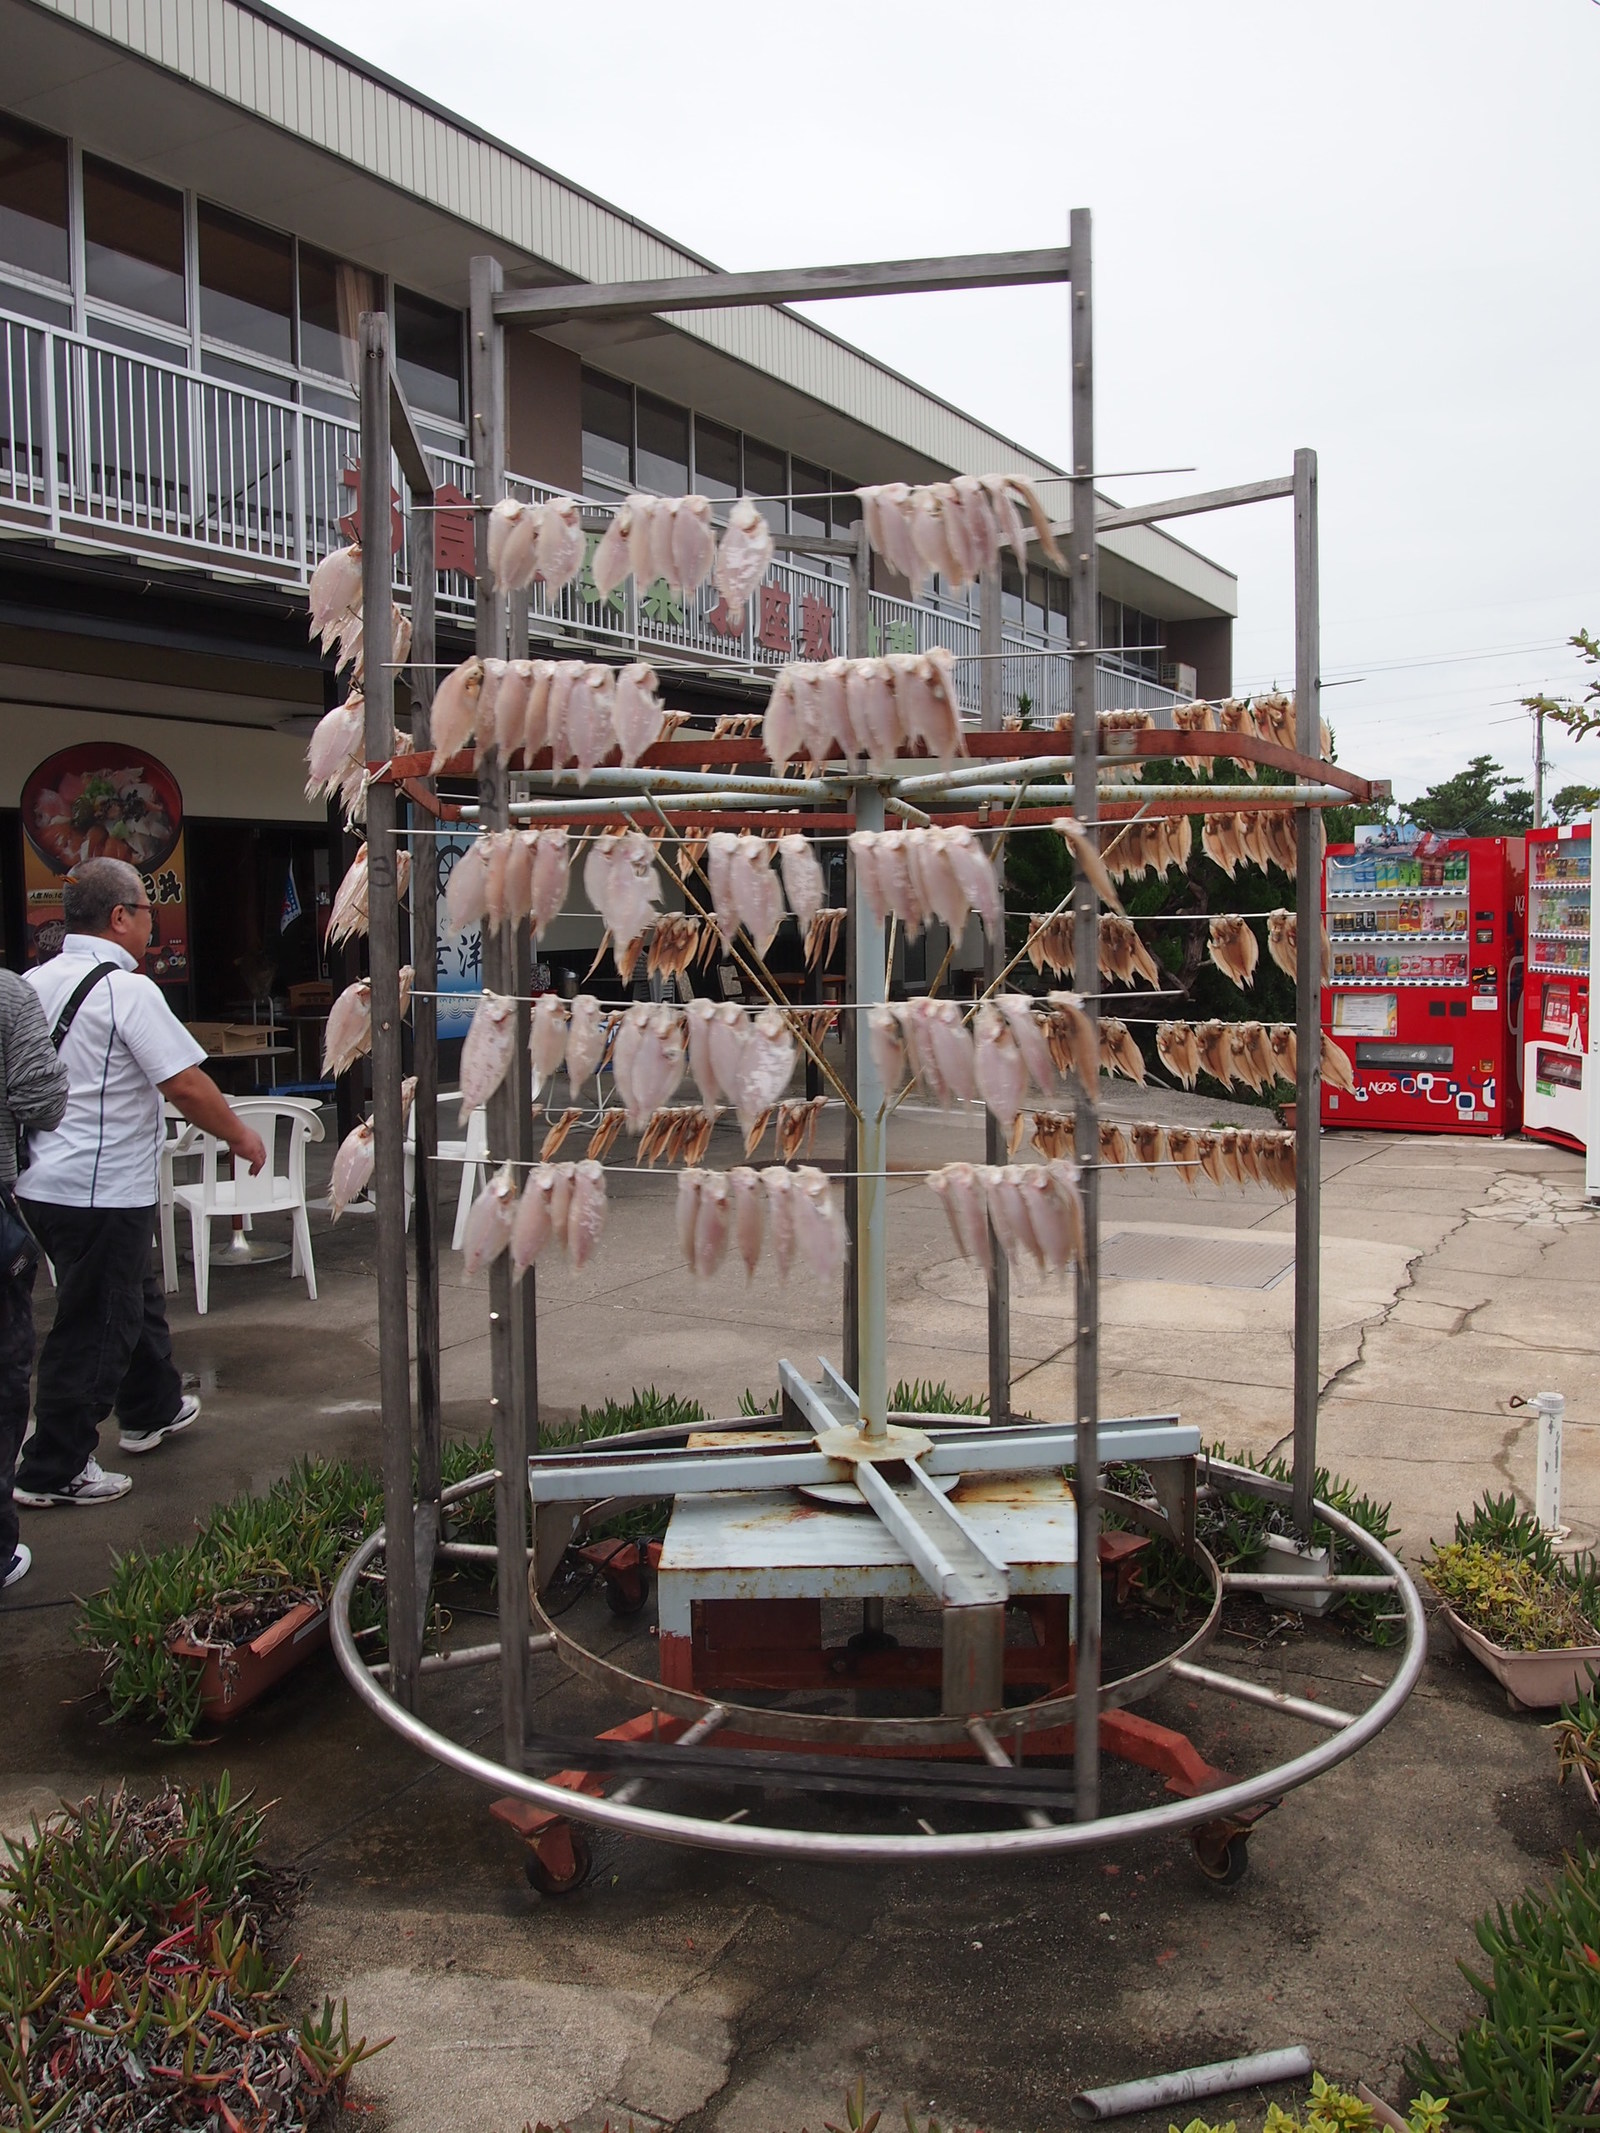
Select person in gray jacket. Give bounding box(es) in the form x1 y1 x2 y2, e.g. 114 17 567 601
0 967 70 1589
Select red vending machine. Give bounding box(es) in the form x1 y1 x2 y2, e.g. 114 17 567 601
1523 820 1591 1150
1322 834 1525 1135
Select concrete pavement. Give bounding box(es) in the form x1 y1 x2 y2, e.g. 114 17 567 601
3 1094 1598 2130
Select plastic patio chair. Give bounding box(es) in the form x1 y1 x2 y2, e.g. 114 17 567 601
169 1097 326 1314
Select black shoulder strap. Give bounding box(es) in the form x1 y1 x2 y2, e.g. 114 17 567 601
50 962 118 1051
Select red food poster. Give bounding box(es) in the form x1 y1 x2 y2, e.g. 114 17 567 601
20 744 190 987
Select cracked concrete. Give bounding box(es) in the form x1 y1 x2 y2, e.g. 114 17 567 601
5 1104 1600 2130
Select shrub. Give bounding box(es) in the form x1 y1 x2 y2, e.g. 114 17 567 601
1425 1543 1600 1653
0 1776 384 2130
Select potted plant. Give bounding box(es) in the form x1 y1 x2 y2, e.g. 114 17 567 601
79 1457 388 1741
1425 1494 1600 1710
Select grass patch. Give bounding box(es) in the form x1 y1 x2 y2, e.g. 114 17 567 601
0 1775 383 2130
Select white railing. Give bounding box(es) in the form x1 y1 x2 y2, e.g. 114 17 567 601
0 305 1180 724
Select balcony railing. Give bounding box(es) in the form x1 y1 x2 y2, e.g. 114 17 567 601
0 307 1178 725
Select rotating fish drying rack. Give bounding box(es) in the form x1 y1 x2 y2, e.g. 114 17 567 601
330 216 1422 1892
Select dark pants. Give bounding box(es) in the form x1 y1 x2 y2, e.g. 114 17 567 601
0 1260 36 1565
15 1202 181 1494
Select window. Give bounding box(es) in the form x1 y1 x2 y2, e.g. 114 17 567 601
744 439 786 531
0 114 68 285
1025 564 1049 636
82 155 185 327
1047 571 1070 642
636 390 688 495
395 285 462 425
831 486 862 541
198 202 292 363
581 370 632 487
1001 556 1023 625
790 458 829 545
299 244 376 388
694 415 739 507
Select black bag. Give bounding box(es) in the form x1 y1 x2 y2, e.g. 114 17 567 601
0 1188 37 1284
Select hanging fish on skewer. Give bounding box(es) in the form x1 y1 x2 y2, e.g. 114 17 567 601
1217 698 1260 774
458 990 518 1121
791 1166 847 1283
715 499 776 630
776 833 826 934
1043 992 1098 1091
1207 914 1259 990
1321 1031 1357 1096
1172 700 1217 776
1026 913 1076 981
1051 815 1124 914
1194 1018 1235 1089
308 542 363 640
460 1164 519 1277
1099 1018 1145 1083
326 843 411 951
804 908 846 970
1166 1126 1203 1190
1130 1122 1166 1176
586 1109 626 1162
321 967 414 1079
1155 1020 1201 1089
429 657 486 772
1269 1024 1297 1086
1097 1120 1129 1167
329 1120 375 1222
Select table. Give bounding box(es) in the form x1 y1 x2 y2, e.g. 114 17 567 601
656 1431 1077 1695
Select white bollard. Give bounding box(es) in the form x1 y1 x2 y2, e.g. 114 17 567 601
1532 1392 1566 1533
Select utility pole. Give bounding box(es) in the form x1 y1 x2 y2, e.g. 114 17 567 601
1533 701 1547 829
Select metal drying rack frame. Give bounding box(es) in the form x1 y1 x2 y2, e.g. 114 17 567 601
331 212 1420 1878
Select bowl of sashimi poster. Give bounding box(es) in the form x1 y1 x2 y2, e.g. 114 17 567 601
21 744 183 875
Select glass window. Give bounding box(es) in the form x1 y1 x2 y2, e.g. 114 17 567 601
1099 595 1122 648
581 369 632 487
299 244 377 387
636 390 688 495
395 285 462 425
198 201 291 363
82 155 185 326
0 114 68 284
744 439 786 531
1047 571 1070 641
1001 556 1023 625
1025 564 1048 636
693 415 739 507
831 484 862 540
790 457 829 544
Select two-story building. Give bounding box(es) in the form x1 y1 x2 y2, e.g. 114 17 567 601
0 0 1237 1038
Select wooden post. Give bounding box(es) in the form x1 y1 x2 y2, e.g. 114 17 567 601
1068 207 1101 1821
1292 447 1322 1538
978 565 1010 1425
360 310 420 1711
409 483 442 1536
841 519 870 1391
470 253 530 1770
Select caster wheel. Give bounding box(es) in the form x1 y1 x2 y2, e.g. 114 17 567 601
525 1825 593 1897
604 1566 650 1618
1193 1830 1250 1886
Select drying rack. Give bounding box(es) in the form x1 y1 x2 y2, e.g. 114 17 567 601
329 213 1423 1887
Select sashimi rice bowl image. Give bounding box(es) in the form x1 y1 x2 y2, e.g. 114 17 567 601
22 748 181 873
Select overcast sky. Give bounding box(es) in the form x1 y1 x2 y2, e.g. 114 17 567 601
282 0 1599 812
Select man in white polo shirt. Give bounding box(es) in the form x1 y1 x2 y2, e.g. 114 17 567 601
14 857 267 1506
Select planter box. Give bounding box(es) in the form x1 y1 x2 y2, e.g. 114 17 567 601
167 1598 329 1725
1439 1602 1600 1710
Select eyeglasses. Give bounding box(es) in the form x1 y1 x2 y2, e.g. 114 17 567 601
117 901 153 916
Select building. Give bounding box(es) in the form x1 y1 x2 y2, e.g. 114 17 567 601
0 0 1237 1045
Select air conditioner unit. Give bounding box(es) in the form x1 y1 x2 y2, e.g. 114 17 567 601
1160 661 1199 700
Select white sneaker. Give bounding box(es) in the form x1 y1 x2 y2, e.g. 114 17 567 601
2 1543 30 1587
120 1394 200 1455
14 1458 132 1507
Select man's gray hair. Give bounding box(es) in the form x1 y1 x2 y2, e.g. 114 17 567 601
63 857 147 933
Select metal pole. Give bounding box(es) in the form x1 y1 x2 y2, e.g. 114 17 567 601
359 310 419 1711
409 484 442 1536
1534 703 1545 831
842 521 870 1393
978 565 1011 1424
1291 446 1322 1538
508 586 540 1452
1068 206 1101 1821
853 772 889 1442
470 253 530 1769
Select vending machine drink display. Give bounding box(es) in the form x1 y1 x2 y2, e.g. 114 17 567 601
1322 835 1525 1135
1523 820 1591 1151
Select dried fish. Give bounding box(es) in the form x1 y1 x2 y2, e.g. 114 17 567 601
791 1165 846 1282
1051 815 1124 914
859 475 1062 598
1321 1030 1357 1096
715 498 775 630
1130 1122 1166 1175
461 1163 518 1277
1172 699 1217 776
586 1109 626 1162
429 656 485 771
1044 992 1098 1091
1218 698 1259 775
329 1120 374 1222
1097 1120 1129 1167
1208 914 1260 990
997 996 1057 1097
1195 1018 1235 1089
742 1108 773 1158
1026 913 1076 981
539 1107 583 1159
1155 1020 1201 1089
762 1166 796 1279
583 830 663 970
1099 1017 1145 1083
804 907 845 970
1166 1127 1203 1190
730 1165 765 1277
458 989 517 1121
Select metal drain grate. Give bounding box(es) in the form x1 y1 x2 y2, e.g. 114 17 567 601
1100 1228 1295 1290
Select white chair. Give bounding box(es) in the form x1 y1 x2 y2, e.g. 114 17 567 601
170 1098 325 1314
403 1096 489 1249
159 1103 207 1294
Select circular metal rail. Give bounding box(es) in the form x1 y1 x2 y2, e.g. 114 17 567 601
330 1455 1426 1863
